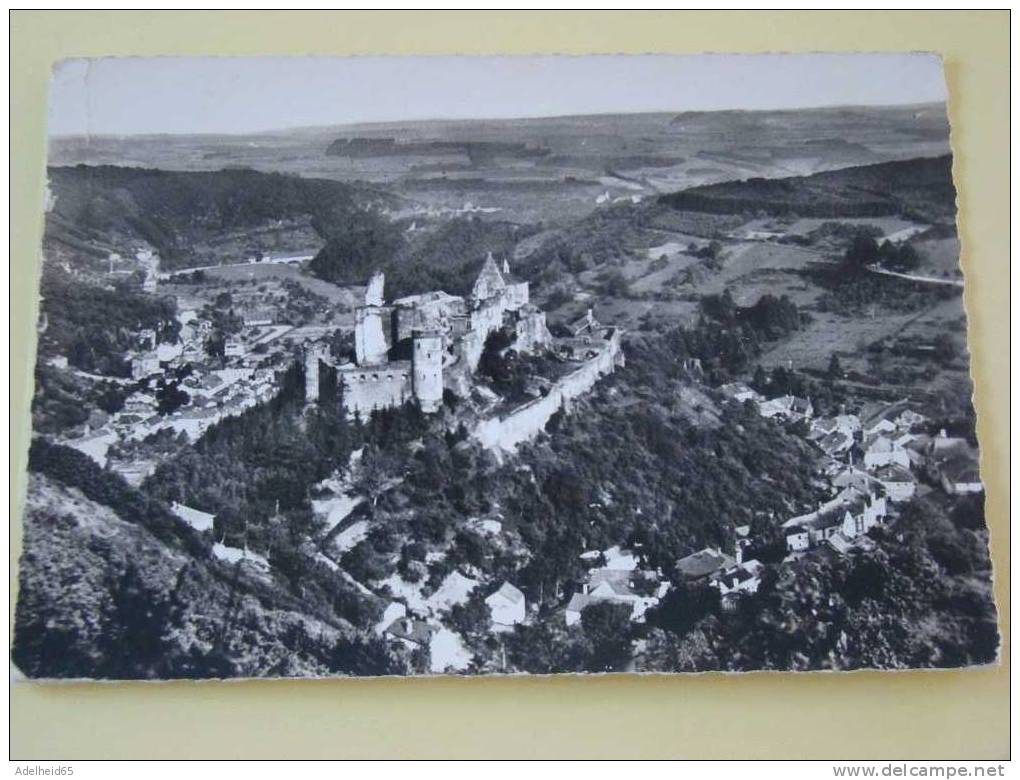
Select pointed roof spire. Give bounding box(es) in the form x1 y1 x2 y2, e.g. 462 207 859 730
473 252 506 301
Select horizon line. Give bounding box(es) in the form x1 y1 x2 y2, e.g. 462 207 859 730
48 99 948 141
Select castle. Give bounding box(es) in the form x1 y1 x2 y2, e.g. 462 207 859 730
305 254 553 418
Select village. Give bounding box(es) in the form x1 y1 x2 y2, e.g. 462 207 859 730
37 228 985 674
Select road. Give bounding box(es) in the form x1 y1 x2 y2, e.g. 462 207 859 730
868 266 965 288
158 254 315 280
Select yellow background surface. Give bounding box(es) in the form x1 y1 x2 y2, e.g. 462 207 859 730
9 10 1010 759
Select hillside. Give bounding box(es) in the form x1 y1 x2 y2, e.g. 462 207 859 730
659 156 956 223
45 165 395 271
13 442 404 679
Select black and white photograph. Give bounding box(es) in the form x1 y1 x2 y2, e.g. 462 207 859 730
13 52 999 680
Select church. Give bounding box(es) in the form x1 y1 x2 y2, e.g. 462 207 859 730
305 254 551 418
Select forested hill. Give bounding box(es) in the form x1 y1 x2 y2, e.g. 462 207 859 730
659 155 956 223
44 165 397 270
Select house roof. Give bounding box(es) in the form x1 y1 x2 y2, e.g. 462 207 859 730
791 397 813 413
939 451 982 485
804 505 849 531
384 617 433 646
676 548 736 580
873 464 915 483
486 581 525 605
566 592 591 613
715 565 760 589
588 570 636 598
861 399 911 431
864 433 899 453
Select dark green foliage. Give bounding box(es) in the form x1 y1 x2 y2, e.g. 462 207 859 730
38 266 180 377
45 165 386 269
647 582 721 637
308 206 404 285
580 601 635 672
95 562 175 679
155 379 189 416
660 156 956 222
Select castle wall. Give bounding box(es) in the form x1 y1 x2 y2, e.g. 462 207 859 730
393 295 466 343
472 332 622 453
339 362 412 419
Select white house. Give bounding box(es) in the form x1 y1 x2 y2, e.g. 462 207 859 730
872 464 917 502
863 433 911 470
485 582 526 629
720 382 762 404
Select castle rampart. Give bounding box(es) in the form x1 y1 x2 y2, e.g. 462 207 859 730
472 330 622 453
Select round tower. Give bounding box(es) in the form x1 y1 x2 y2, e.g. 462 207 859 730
411 330 444 413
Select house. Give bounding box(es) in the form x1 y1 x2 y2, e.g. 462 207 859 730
711 559 764 598
783 489 887 551
790 396 814 420
828 529 879 556
861 400 926 438
242 305 276 327
831 466 880 496
934 450 983 495
224 340 245 358
757 395 812 421
384 616 434 649
920 432 982 494
720 382 762 404
373 602 407 637
565 569 660 626
131 351 161 379
816 429 855 456
811 415 860 439
565 592 592 627
758 395 793 419
862 433 911 470
872 464 917 502
676 548 736 584
568 308 601 337
785 526 811 553
485 582 526 629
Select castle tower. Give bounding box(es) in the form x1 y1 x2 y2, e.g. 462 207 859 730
355 270 388 366
304 344 329 404
411 330 444 413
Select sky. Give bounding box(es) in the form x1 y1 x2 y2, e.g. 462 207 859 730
49 53 947 137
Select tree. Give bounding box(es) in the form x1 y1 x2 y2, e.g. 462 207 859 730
647 582 720 638
827 353 844 379
843 233 880 272
308 207 403 285
96 563 175 679
580 601 634 672
156 380 190 416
